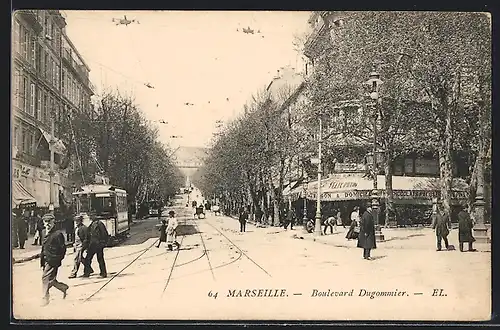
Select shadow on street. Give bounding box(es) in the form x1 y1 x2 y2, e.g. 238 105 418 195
120 224 200 246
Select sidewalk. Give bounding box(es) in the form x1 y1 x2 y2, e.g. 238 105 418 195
227 214 491 252
295 226 492 252
12 230 73 264
12 218 142 264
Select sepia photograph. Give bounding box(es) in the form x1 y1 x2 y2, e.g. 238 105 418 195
11 10 491 321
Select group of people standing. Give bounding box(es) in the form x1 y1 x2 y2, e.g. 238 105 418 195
12 209 45 249
346 203 478 260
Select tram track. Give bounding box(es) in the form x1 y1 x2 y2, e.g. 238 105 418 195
81 209 271 301
81 207 192 302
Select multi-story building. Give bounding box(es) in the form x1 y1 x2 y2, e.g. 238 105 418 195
12 10 94 210
280 11 472 226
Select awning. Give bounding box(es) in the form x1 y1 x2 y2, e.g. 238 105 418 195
282 180 301 197
38 128 67 155
12 181 37 209
288 174 469 202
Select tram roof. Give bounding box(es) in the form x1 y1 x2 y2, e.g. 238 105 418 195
72 184 127 195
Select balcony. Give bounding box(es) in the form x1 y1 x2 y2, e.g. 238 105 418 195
16 10 43 33
16 152 42 167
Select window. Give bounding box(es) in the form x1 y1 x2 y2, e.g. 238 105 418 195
13 20 20 54
22 76 28 111
55 64 60 90
13 126 19 147
61 68 66 95
49 96 54 121
36 87 42 120
30 37 36 68
27 130 34 155
13 69 20 107
44 52 49 80
42 91 48 123
21 26 29 61
20 128 25 153
29 83 35 116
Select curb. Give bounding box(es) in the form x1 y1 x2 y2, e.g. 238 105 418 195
13 222 142 265
13 242 74 265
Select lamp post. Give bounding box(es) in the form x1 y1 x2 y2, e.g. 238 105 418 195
48 114 56 214
365 71 385 242
313 116 323 236
302 174 309 225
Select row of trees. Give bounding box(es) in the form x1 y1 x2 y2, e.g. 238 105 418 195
64 89 184 204
194 11 491 225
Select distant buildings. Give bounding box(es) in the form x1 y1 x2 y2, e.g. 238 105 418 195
12 10 94 209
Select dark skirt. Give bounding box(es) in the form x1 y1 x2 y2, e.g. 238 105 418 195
346 228 359 240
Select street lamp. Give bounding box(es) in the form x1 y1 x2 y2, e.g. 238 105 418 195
311 116 323 236
365 71 385 242
302 174 309 225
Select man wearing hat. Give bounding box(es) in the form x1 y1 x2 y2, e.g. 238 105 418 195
357 203 376 260
166 210 180 251
69 215 94 278
40 213 68 306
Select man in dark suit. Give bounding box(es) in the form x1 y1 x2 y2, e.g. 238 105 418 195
458 207 476 252
357 204 376 260
40 213 68 306
83 215 109 278
239 207 248 233
432 208 450 251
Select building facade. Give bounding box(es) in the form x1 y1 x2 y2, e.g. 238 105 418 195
277 11 473 225
12 10 94 210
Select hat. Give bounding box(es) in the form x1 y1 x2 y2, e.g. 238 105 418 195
42 213 55 222
168 210 175 216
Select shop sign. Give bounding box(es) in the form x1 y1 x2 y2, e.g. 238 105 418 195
415 159 439 175
13 167 21 179
323 181 358 190
38 169 50 181
21 165 33 177
390 190 467 200
392 190 440 199
334 163 366 173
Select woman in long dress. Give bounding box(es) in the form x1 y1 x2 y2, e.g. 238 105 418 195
166 211 180 251
156 219 167 248
346 206 360 240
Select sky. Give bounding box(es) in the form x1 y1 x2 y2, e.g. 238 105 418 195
63 10 311 148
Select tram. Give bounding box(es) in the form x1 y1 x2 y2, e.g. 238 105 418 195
73 184 130 244
147 200 162 217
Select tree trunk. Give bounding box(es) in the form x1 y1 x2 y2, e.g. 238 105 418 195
439 142 453 224
384 150 395 227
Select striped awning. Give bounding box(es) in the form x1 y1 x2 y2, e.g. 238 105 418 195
38 127 67 155
12 181 37 209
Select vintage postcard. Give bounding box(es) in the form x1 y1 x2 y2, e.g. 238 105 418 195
11 10 491 321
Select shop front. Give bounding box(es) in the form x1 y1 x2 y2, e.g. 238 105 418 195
286 174 469 226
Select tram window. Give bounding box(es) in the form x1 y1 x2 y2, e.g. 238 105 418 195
78 195 91 213
117 196 127 212
91 196 115 215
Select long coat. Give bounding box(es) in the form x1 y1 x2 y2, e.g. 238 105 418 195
166 217 178 243
458 210 475 243
158 223 167 242
432 213 449 238
357 209 376 249
17 217 28 241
